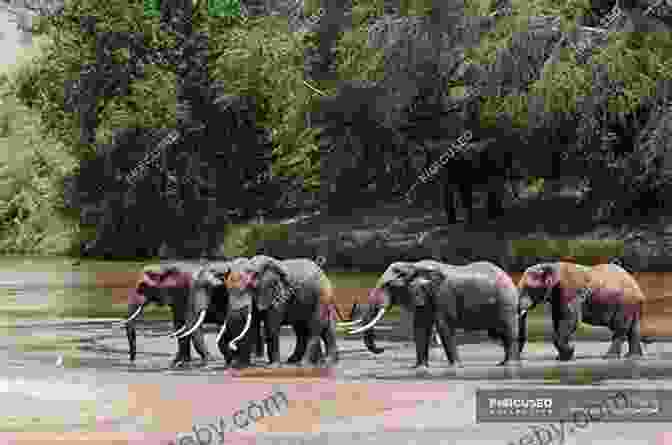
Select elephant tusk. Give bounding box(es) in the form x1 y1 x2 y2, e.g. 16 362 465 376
176 310 207 339
349 307 386 334
117 304 145 326
167 324 187 338
229 310 252 351
336 318 363 327
215 321 228 344
519 309 527 318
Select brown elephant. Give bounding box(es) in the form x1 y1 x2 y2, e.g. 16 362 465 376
518 261 654 361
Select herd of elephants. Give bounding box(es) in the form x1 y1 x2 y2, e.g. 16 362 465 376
117 255 655 371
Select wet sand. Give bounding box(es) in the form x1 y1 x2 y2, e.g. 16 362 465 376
2 318 672 444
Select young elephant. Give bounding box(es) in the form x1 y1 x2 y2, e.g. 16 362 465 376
518 261 653 361
214 255 339 368
347 260 523 369
119 262 214 367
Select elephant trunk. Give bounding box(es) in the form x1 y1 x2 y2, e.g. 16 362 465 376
123 303 145 362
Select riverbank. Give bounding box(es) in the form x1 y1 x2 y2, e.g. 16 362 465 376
256 196 672 273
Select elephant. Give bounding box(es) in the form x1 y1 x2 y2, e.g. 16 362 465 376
206 255 339 368
174 258 327 367
119 262 214 367
438 137 520 224
343 260 523 369
518 261 654 361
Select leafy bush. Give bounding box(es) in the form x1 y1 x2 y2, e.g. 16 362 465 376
0 44 78 255
509 237 625 265
220 223 291 257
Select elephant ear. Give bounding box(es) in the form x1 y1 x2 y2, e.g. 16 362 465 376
540 263 560 288
376 262 412 288
159 265 188 288
249 256 291 310
409 268 444 306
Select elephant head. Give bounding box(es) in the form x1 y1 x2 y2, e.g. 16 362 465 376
517 262 562 314
171 261 231 342
207 257 261 351
118 263 191 361
345 261 443 350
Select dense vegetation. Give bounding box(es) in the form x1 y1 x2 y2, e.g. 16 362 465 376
0 0 670 258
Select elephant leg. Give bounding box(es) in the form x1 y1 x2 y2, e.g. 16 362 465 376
321 321 339 365
264 309 283 367
172 337 192 368
228 313 254 369
191 328 213 363
459 181 473 224
300 316 323 367
171 309 191 368
254 316 265 357
518 312 528 355
216 329 234 364
125 323 137 362
625 317 644 359
604 312 629 359
287 323 307 364
553 318 576 361
436 317 461 366
499 309 521 366
443 181 458 224
413 305 434 368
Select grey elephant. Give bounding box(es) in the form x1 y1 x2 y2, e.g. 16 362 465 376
119 262 214 367
174 258 327 367
209 255 339 368
518 261 654 361
344 260 523 369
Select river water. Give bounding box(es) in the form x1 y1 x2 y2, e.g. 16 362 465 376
1 256 672 444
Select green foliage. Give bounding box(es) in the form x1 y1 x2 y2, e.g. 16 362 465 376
334 18 386 83
220 223 290 257
509 237 625 264
207 15 324 190
0 79 77 255
464 0 590 67
593 31 672 112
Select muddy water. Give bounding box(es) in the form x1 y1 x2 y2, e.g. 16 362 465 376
2 256 672 444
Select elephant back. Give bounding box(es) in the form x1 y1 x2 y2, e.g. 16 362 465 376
279 258 323 293
452 261 519 304
589 263 646 304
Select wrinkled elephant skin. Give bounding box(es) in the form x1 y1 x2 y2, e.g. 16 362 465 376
350 260 522 369
518 261 652 361
121 262 212 367
222 256 339 369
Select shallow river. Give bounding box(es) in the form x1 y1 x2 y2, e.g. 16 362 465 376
1 256 672 445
